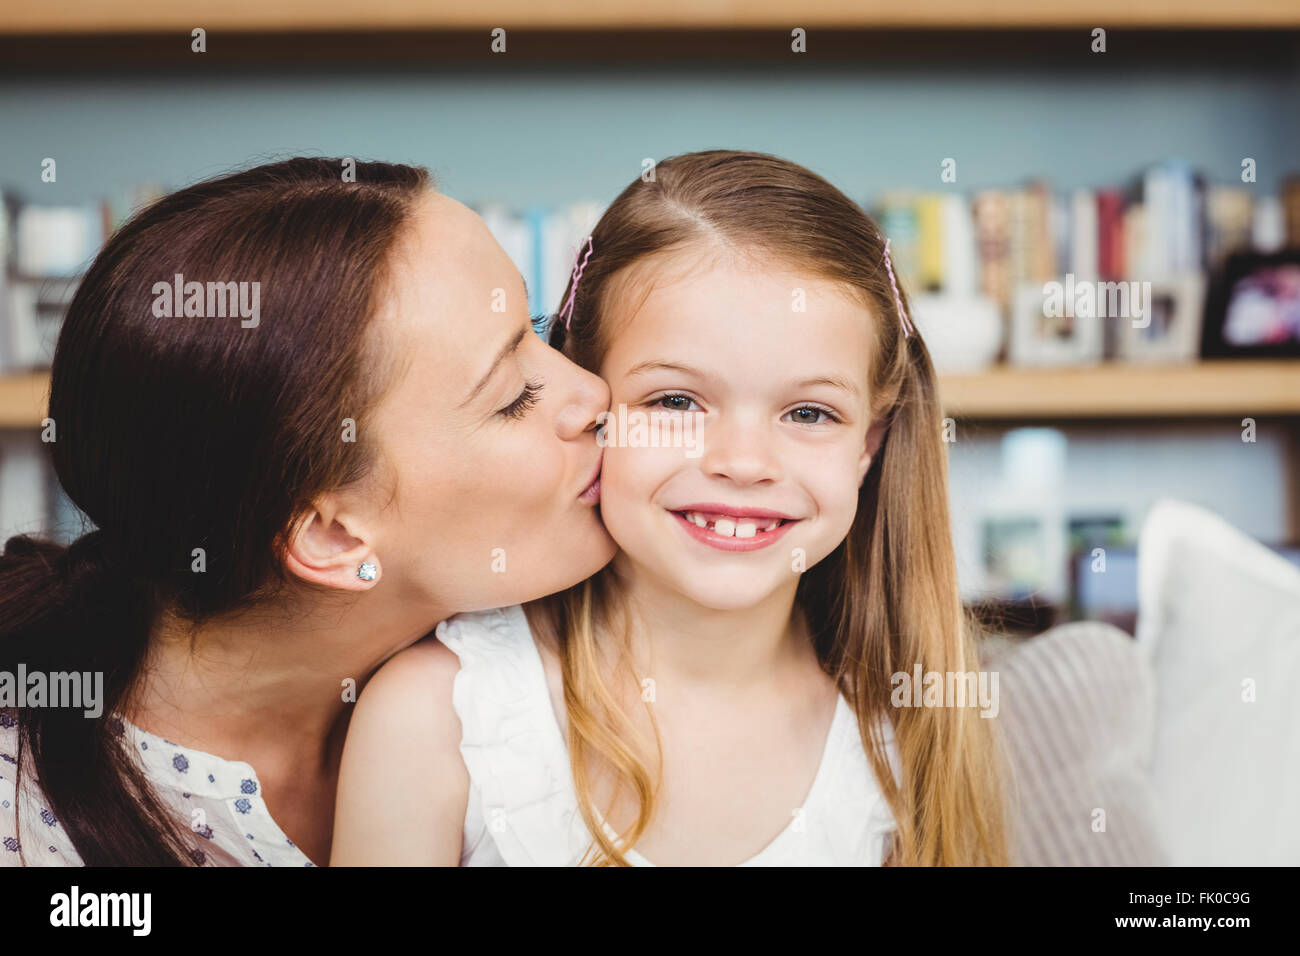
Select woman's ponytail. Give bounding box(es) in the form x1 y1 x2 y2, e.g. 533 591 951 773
0 530 185 865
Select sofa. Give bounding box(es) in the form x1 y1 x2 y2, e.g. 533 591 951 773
983 498 1300 866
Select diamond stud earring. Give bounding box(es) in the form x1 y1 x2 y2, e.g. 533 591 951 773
357 561 378 582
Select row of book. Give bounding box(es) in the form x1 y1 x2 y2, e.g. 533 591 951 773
2 165 1298 373
876 163 1299 316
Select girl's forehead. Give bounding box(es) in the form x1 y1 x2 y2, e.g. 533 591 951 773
602 272 874 387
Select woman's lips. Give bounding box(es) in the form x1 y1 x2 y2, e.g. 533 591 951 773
669 508 799 552
578 453 603 505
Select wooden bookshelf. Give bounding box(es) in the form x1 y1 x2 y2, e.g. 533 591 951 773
3 360 1298 427
3 0 1299 33
940 359 1300 419
0 373 49 429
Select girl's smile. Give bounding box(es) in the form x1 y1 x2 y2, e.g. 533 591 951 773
668 504 801 552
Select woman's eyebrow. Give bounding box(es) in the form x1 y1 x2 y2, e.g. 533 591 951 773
460 326 527 408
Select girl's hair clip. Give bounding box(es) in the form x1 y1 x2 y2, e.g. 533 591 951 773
559 235 594 330
883 238 915 339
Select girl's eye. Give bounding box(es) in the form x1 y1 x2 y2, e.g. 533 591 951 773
785 405 838 425
654 394 699 412
498 380 544 421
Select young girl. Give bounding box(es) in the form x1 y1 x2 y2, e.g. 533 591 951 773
332 150 1010 866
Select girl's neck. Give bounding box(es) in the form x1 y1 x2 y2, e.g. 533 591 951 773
612 552 812 692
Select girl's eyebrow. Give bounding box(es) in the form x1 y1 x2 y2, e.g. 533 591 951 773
624 360 700 379
797 376 860 397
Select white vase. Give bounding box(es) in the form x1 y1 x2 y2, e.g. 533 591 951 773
910 293 1003 373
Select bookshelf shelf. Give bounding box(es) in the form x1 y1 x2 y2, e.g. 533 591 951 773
940 359 1300 419
0 373 49 429
3 0 1299 33
4 360 1298 427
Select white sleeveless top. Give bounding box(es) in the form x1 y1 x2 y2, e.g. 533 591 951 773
435 604 900 867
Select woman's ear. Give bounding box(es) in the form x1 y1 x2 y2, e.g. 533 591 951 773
858 417 889 487
282 499 380 591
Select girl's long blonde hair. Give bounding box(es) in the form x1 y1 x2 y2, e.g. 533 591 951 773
539 150 1010 866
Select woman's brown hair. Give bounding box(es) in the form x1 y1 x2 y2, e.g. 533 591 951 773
0 157 430 865
542 149 1011 866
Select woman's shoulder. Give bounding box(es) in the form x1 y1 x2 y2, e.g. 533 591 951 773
0 709 83 866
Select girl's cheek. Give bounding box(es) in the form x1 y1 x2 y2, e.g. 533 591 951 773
801 458 864 520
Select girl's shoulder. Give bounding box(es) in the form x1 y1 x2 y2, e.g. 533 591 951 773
433 605 590 865
333 627 470 864
355 603 538 718
344 604 541 770
357 604 546 739
433 603 537 660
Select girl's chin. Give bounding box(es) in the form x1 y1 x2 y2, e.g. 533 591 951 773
659 570 795 612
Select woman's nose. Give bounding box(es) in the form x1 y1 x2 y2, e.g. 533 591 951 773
554 361 611 440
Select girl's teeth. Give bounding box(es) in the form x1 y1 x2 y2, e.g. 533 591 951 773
681 511 788 536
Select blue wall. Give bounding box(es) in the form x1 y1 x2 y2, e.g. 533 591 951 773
2 61 1297 207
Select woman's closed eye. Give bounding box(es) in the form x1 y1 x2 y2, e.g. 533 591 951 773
497 380 544 420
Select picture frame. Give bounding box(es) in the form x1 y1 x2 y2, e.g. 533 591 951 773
1202 249 1300 359
1008 279 1104 367
1117 273 1205 363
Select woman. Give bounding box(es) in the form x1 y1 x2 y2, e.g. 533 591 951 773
0 157 614 866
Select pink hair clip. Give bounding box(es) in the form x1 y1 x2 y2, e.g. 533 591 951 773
559 235 594 330
883 238 915 339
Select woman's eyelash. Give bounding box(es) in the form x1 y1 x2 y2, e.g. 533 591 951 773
498 380 544 420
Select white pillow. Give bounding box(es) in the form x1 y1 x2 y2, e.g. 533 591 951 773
1136 498 1300 865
